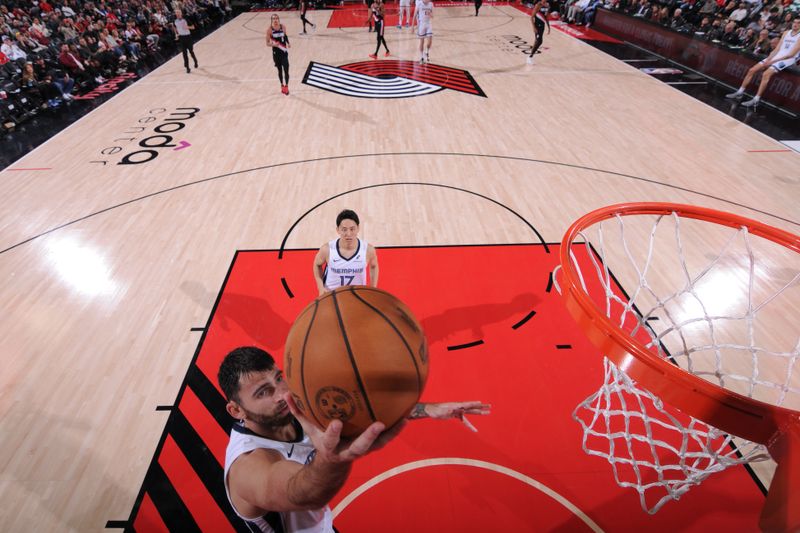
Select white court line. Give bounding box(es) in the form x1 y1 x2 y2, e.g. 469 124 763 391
332 457 605 532
779 140 800 153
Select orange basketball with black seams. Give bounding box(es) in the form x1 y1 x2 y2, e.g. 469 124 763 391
284 286 429 438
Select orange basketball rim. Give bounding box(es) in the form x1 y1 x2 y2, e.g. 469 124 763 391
557 202 800 532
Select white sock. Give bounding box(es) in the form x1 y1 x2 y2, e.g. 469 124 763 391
736 87 745 94
753 96 760 101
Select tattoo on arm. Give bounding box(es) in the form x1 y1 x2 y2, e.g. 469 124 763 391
408 403 428 419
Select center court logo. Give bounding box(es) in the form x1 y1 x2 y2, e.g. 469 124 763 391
302 60 486 99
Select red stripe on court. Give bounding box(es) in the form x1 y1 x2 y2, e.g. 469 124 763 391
179 385 229 467
159 435 236 532
353 64 475 88
341 62 480 93
132 492 169 533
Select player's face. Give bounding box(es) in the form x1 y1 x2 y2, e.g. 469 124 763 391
793 19 800 31
271 15 280 28
337 219 359 244
235 367 292 429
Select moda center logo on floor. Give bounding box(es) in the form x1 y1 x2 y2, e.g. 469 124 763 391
90 107 200 166
302 60 486 99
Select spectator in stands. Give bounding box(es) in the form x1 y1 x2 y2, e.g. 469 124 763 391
60 17 80 41
729 1 749 21
740 27 757 46
633 0 654 18
18 30 47 53
776 11 794 32
1 34 27 60
670 7 690 28
30 17 52 44
21 60 73 106
59 42 104 84
695 15 713 33
720 20 742 44
749 27 773 53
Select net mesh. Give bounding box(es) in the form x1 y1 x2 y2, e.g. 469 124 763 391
558 210 800 514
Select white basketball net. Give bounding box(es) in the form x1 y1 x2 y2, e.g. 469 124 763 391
557 210 800 514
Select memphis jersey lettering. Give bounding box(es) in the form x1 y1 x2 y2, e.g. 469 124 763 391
324 238 368 290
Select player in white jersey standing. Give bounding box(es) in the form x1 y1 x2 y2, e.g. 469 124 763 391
398 0 413 28
313 209 379 296
726 16 800 107
413 0 434 64
219 346 491 532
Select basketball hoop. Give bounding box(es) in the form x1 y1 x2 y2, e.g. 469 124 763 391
554 203 799 532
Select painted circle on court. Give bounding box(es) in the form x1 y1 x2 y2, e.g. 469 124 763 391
333 458 602 532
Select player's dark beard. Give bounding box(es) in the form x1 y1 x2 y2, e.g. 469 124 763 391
242 405 292 430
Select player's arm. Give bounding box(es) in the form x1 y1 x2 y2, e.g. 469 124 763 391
764 32 787 63
408 401 492 432
284 25 291 48
313 244 330 296
367 244 379 288
771 33 799 63
544 9 551 33
229 395 403 512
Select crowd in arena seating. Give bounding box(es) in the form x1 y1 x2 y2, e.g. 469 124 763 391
551 0 799 56
0 0 231 130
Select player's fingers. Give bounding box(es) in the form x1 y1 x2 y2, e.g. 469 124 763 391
461 415 478 433
344 421 386 458
371 419 407 451
321 419 344 452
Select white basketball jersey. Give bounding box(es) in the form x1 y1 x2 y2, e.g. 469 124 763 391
416 0 433 25
780 30 800 57
324 238 368 290
224 422 334 532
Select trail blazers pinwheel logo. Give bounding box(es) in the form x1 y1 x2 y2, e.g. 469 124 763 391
303 60 486 99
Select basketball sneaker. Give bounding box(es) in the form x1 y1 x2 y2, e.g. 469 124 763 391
527 56 534 64
369 53 378 59
281 84 288 95
742 97 759 108
385 51 391 57
725 90 743 99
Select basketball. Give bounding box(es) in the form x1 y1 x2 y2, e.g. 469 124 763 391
284 286 429 438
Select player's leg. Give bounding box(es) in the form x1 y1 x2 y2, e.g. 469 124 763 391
726 61 767 99
424 34 431 61
743 64 780 107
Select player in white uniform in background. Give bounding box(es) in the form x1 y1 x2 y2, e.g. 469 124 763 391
313 209 379 296
726 16 800 107
398 0 413 28
220 347 491 532
413 0 433 64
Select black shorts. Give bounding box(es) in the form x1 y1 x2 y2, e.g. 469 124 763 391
273 49 289 68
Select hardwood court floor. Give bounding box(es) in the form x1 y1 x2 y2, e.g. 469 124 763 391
0 5 797 531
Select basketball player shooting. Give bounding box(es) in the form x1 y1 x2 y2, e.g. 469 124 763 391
219 347 491 532
313 210 379 297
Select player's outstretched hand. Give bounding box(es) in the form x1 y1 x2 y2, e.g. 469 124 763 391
422 401 491 432
285 392 406 464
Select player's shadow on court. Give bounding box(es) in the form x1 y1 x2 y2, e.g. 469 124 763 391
180 281 289 351
293 95 377 125
421 292 539 345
